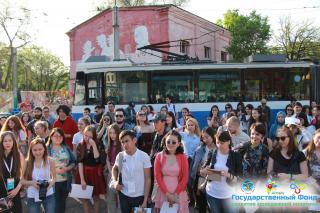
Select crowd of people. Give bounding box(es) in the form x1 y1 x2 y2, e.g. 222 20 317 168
0 97 320 213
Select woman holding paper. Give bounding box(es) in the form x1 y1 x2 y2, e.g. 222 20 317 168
201 131 242 213
47 128 76 213
21 138 56 213
76 126 106 213
0 131 25 213
154 130 189 213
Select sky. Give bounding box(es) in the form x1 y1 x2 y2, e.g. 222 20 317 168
1 0 319 66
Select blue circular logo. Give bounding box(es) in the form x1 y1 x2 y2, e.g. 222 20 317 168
241 180 255 194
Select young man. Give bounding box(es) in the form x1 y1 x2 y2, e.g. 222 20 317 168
112 130 151 213
106 101 116 123
42 106 56 127
83 107 93 124
226 116 250 149
124 101 136 125
93 105 105 124
115 108 133 130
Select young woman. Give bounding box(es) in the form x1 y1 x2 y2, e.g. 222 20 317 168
267 127 308 182
207 105 221 132
97 114 112 146
165 111 180 132
178 107 190 127
201 131 242 213
76 126 105 213
34 121 50 143
147 105 156 122
72 117 91 154
160 105 168 115
302 105 313 124
304 129 320 184
180 118 201 162
286 116 312 151
222 103 233 120
189 127 216 213
134 111 154 155
240 123 269 179
22 138 56 213
248 108 268 136
241 104 254 134
269 111 285 141
0 131 25 213
47 128 76 213
20 112 32 139
154 130 189 213
1 115 28 156
285 104 294 118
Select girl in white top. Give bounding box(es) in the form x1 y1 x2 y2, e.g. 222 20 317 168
72 117 91 154
21 138 56 213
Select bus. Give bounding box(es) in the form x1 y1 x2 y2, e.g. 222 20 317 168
73 58 320 127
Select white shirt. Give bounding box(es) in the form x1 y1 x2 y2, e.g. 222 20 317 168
115 149 151 197
72 132 83 145
206 151 234 199
27 160 54 199
231 131 250 147
166 103 176 115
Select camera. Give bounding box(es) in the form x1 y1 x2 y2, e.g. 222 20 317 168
37 180 49 201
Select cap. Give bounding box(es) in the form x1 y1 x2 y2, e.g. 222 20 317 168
150 113 166 122
285 117 300 126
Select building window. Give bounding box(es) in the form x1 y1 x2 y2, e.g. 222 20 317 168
221 51 227 62
204 46 211 59
180 40 189 54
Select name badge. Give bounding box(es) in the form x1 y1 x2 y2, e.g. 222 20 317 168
7 178 15 190
127 181 135 194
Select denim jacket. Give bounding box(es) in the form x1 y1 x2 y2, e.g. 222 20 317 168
189 144 206 185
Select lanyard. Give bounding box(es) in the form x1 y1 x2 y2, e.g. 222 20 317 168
3 157 13 178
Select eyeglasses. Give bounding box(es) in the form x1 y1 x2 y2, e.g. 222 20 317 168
116 115 124 117
166 140 177 145
104 119 110 122
275 136 288 141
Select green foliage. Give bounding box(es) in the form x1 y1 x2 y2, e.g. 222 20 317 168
217 10 271 62
0 44 68 91
274 16 320 60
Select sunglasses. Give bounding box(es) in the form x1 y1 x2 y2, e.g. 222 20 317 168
104 118 110 122
166 140 177 145
275 136 288 141
225 106 231 109
116 115 124 117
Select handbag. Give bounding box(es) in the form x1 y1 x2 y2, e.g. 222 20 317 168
151 151 164 202
160 201 178 213
109 152 123 192
197 176 207 191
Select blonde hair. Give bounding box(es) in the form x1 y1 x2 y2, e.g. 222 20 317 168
186 118 201 137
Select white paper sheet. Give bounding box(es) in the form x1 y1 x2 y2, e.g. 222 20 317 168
69 184 93 199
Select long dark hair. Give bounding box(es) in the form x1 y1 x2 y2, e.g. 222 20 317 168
46 128 66 146
248 108 264 129
162 130 184 155
201 127 216 145
107 124 121 164
166 111 178 129
274 126 298 157
209 105 220 118
0 131 21 179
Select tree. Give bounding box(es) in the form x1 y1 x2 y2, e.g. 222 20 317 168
217 10 271 62
96 0 189 11
273 16 320 60
17 46 69 91
0 0 31 90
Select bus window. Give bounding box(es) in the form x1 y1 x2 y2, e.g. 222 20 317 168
105 71 148 104
199 70 240 102
87 73 103 105
74 72 85 105
243 68 310 101
151 72 194 103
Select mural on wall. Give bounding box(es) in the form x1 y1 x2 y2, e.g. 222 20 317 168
81 25 162 64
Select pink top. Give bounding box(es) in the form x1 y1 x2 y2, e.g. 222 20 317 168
154 152 189 194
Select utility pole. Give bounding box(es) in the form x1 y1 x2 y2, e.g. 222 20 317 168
12 47 18 109
113 0 120 61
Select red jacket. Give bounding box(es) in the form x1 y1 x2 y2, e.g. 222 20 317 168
53 116 78 149
154 152 188 194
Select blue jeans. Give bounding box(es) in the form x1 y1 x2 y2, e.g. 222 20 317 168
119 192 144 213
54 181 68 213
27 194 55 213
206 194 236 213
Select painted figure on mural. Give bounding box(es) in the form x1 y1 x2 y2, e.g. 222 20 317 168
96 34 113 60
131 25 162 63
82 41 95 62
